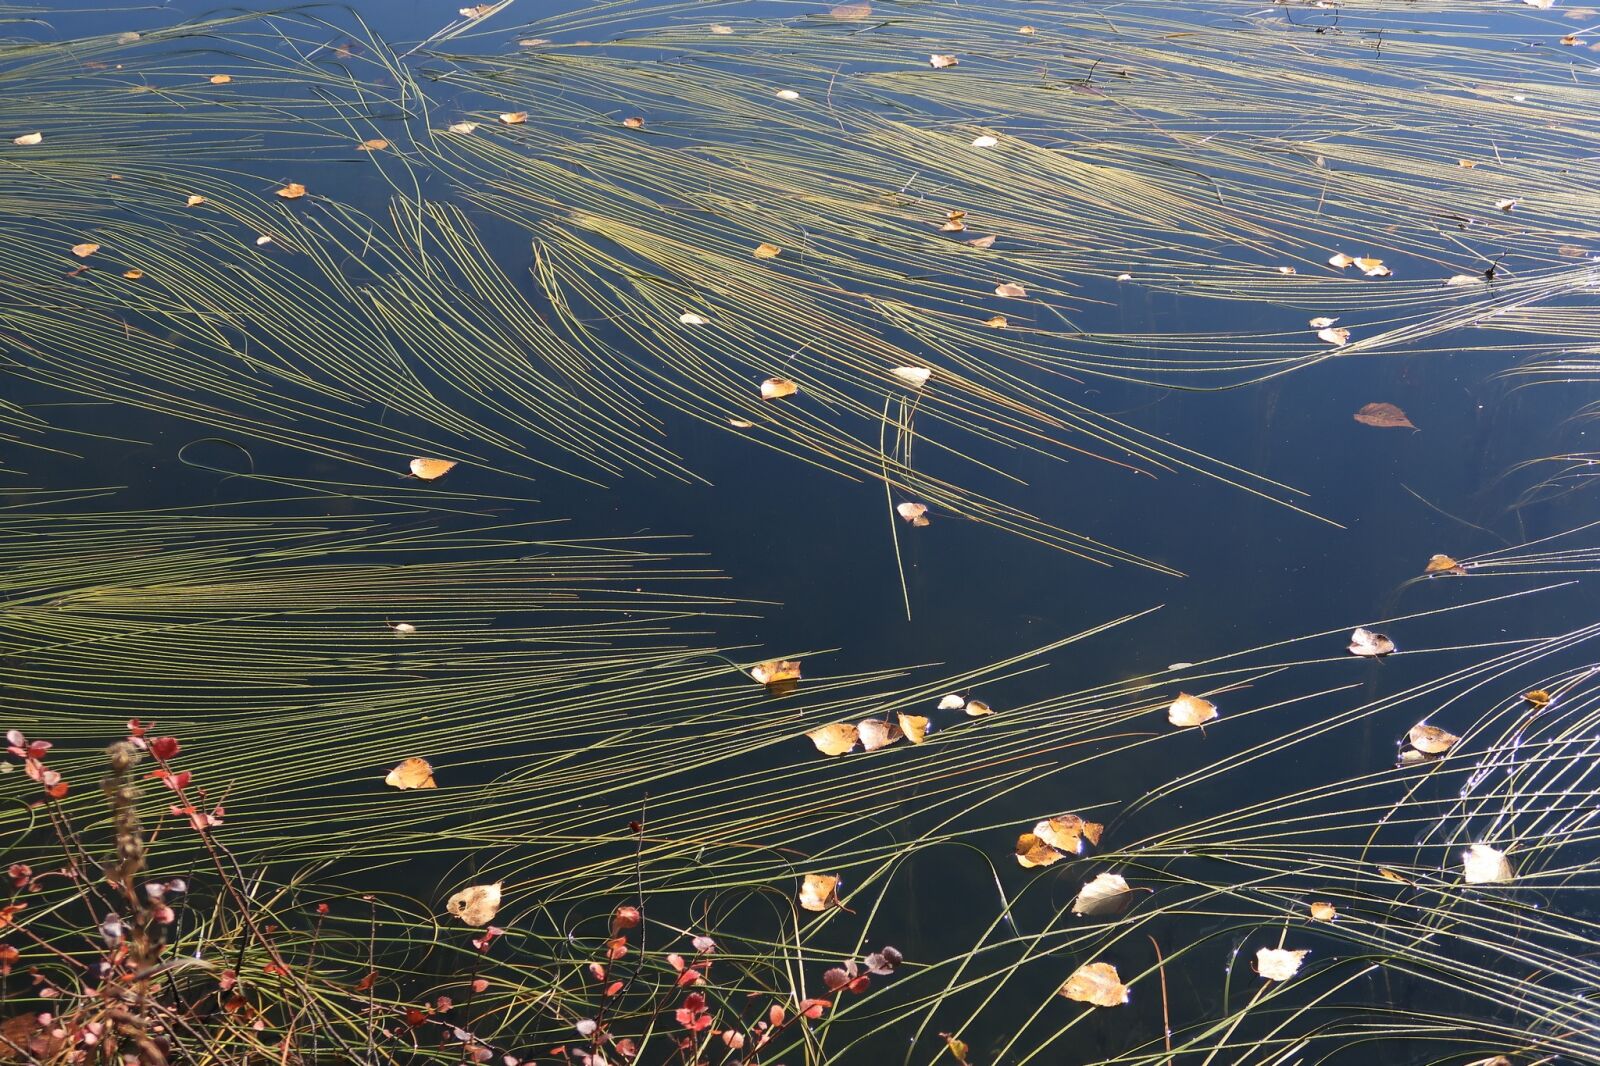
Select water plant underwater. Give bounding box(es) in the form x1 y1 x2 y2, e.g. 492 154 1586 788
4 0 1600 1062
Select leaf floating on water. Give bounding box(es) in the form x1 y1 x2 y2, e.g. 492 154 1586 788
1015 832 1064 868
965 699 993 716
1328 253 1356 268
971 135 998 148
1525 689 1552 709
678 311 709 325
389 622 417 636
1353 256 1386 274
1308 316 1338 328
751 659 802 687
937 693 966 711
896 502 930 527
1255 947 1308 982
1493 199 1518 211
1168 692 1217 728
891 366 931 388
709 23 734 34
12 132 41 146
798 874 839 911
276 183 307 199
622 116 645 129
753 242 781 259
209 74 232 85
829 3 871 18
1277 266 1297 274
499 112 528 125
929 54 960 68
1115 272 1132 281
864 946 902 975
1034 815 1103 854
255 235 273 246
1462 843 1514 884
760 377 798 400
1348 627 1396 657
446 882 502 926
1378 867 1413 886
994 282 1027 298
897 713 930 743
983 314 1008 328
1308 901 1336 922
185 194 206 207
122 269 143 280
357 138 388 151
1060 962 1129 1007
1446 274 1486 287
858 719 903 752
728 418 755 429
409 458 458 481
1425 553 1466 575
1521 0 1555 7
775 89 800 101
71 243 100 258
460 3 494 16
967 234 996 249
1559 244 1586 257
1072 872 1132 916
940 210 967 233
1407 723 1458 755
1353 402 1415 429
1317 327 1350 346
384 757 436 789
808 723 859 757
447 122 479 135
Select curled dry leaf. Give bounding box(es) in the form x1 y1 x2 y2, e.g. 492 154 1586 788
983 314 1008 328
941 210 966 233
460 3 494 16
1525 689 1552 709
1328 253 1356 268
1255 947 1308 982
1348 627 1396 657
499 112 528 125
448 122 478 135
896 502 930 527
384 758 436 789
858 719 903 752
1015 832 1063 868
753 242 781 259
760 377 798 400
1408 723 1459 755
622 116 645 129
1060 962 1128 1007
71 243 100 258
1072 872 1132 916
13 133 41 146
409 458 458 481
1115 272 1132 281
971 134 998 147
1317 326 1351 346
1277 266 1297 274
358 139 388 151
1494 198 1518 211
1033 815 1103 855
807 723 859 757
1462 843 1513 884
897 713 930 744
798 874 839 912
829 2 871 18
1308 316 1338 328
1353 402 1414 429
185 194 206 207
864 945 902 974
929 54 959 68
389 621 417 636
1308 901 1336 922
276 183 307 199
728 417 755 429
775 89 800 101
710 23 734 34
967 234 996 249
1353 256 1386 275
1425 554 1467 576
678 311 709 325
891 366 931 388
446 882 502 927
209 74 232 85
1168 692 1217 728
937 693 966 711
994 282 1027 298
751 659 802 687
964 699 993 716
122 269 143 280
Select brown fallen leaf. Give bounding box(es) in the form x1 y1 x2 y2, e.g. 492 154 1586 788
71 242 100 258
964 699 993 716
751 659 802 687
1060 962 1128 1007
1033 814 1103 854
276 182 307 199
760 377 798 400
1072 872 1132 916
1425 554 1467 576
983 315 1008 328
1353 402 1415 429
941 209 967 233
1525 689 1552 709
897 713 930 743
858 719 903 752
185 194 206 207
798 873 839 911
1168 692 1217 728
753 242 781 259
1348 627 1395 657
994 282 1027 298
896 502 930 527
829 3 871 18
1408 723 1459 755
12 132 42 146
622 116 645 129
122 269 143 280
967 234 996 248
357 138 389 151
929 54 959 68
1015 832 1064 868
807 723 859 757
1308 901 1336 922
384 757 437 789
446 882 502 926
408 458 458 481
209 74 232 85
1317 326 1350 346
499 111 527 125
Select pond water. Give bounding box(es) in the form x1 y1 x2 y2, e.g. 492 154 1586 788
4 1 1600 1064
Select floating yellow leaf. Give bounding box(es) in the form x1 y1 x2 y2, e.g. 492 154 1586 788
384 757 437 790
1318 326 1350 346
929 54 959 68
753 242 781 259
1408 723 1458 755
499 112 527 125
185 194 206 207
255 235 273 246
12 132 41 146
622 116 645 129
760 377 798 400
122 269 143 280
1168 692 1217 728
728 417 755 429
751 659 802 686
897 713 930 744
937 693 965 711
798 873 839 911
1034 815 1103 854
940 210 967 233
1353 402 1414 429
1328 253 1356 268
357 138 389 151
446 882 502 926
891 366 931 388
1308 901 1336 922
807 723 859 757
896 502 930 527
71 243 100 258
1425 554 1466 576
1378 867 1413 886
1462 843 1513 885
409 458 458 481
276 182 307 199
1348 627 1396 657
965 699 993 716
1072 872 1132 916
1060 962 1128 1007
1352 256 1384 272
1015 832 1064 868
1525 689 1552 709
209 74 232 85
1255 947 1308 982
1458 159 1477 168
994 282 1027 298
983 314 1008 328
858 719 903 752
